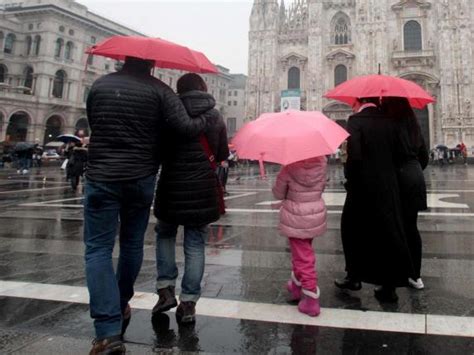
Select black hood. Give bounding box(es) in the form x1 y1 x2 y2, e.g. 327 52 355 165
180 91 216 117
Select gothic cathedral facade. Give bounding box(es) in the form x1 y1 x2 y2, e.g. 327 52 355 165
246 0 474 148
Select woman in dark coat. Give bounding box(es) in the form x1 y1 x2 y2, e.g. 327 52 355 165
383 97 429 290
336 98 414 302
152 73 229 323
68 142 87 191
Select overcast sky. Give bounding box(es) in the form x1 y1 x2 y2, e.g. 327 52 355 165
78 0 256 74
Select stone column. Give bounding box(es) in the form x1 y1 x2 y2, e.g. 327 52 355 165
0 119 9 142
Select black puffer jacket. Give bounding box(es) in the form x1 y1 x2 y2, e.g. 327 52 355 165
86 62 209 182
154 91 229 226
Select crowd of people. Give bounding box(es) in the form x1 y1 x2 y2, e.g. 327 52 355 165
1 55 463 354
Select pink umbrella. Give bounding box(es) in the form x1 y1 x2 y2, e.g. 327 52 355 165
232 111 349 172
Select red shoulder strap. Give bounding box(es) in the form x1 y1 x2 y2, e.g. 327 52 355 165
200 135 217 170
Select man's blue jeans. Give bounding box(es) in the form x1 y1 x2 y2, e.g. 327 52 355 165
84 174 156 339
155 221 207 302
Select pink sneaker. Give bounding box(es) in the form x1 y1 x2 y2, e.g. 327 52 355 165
287 272 302 301
298 288 321 317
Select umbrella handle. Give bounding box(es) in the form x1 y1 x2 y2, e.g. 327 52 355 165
259 158 266 180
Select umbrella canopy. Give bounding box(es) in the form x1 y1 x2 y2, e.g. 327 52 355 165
56 134 82 144
87 36 218 74
324 74 435 109
232 110 349 166
14 142 34 152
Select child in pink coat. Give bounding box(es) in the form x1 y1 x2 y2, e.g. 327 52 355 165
272 156 328 317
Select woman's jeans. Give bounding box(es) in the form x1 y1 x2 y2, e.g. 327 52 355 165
155 221 207 303
83 174 156 339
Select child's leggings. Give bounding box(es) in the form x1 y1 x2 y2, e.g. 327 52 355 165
289 238 317 292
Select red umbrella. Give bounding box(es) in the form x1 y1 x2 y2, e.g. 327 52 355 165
86 36 218 74
324 74 435 109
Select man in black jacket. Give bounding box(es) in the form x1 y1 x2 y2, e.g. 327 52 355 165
85 57 213 355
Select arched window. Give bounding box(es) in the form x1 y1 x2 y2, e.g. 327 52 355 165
26 36 32 55
34 35 41 55
24 67 34 89
52 70 66 98
54 38 64 57
334 64 348 86
64 41 73 60
43 116 63 144
4 34 16 54
6 111 30 142
333 14 351 45
288 67 300 89
404 20 422 51
0 65 6 83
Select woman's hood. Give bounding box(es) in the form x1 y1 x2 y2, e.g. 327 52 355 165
180 90 216 117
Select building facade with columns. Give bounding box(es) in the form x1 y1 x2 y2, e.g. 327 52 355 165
246 0 474 148
0 0 238 146
0 0 145 145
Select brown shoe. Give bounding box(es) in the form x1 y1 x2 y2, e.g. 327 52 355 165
89 335 125 355
121 304 131 337
152 286 178 315
176 301 196 324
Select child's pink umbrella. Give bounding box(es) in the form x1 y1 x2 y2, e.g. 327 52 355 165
232 110 349 176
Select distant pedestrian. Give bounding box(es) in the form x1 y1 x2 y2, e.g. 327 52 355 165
340 139 348 181
84 57 212 355
152 73 228 325
217 159 229 195
383 97 429 290
273 156 328 317
460 142 468 165
437 148 445 166
68 142 87 192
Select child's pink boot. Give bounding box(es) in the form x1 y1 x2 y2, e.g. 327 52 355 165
298 288 321 317
287 272 302 301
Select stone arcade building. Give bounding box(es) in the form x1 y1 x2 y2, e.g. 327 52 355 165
0 0 144 145
246 0 474 148
0 0 242 146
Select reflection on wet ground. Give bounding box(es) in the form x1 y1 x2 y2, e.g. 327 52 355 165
0 164 473 353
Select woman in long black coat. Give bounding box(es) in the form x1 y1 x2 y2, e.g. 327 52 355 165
383 97 429 290
337 98 414 302
153 74 229 323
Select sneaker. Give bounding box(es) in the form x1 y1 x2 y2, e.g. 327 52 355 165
287 272 302 301
17 170 21 174
22 169 29 174
176 301 196 324
408 278 425 290
121 304 131 337
298 288 321 317
152 286 178 315
89 335 125 355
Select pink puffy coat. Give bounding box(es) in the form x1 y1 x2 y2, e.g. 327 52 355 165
272 157 327 239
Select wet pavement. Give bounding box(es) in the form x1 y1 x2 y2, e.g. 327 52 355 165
0 163 473 354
